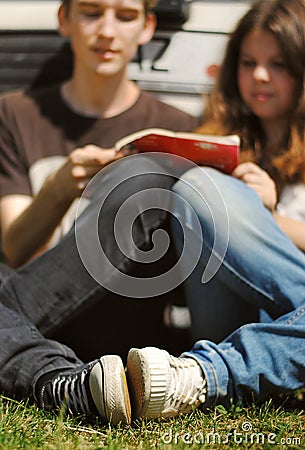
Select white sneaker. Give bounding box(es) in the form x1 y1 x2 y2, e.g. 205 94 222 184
127 347 207 419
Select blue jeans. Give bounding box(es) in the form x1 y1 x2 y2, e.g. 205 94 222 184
0 155 188 400
172 167 305 406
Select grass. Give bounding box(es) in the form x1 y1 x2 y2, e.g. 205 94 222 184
0 394 304 449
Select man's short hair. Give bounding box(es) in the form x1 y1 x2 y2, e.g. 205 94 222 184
62 0 158 16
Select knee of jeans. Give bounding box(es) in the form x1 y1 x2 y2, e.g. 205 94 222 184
97 155 176 196
87 155 178 232
173 166 260 216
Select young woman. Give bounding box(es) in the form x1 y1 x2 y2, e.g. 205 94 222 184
126 0 305 420
172 0 305 343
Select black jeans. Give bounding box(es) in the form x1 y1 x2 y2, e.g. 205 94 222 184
0 155 190 399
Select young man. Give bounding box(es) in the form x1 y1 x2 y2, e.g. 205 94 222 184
0 0 198 267
0 0 199 425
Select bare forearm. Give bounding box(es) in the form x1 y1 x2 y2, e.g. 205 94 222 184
2 146 122 266
273 213 305 252
2 175 74 267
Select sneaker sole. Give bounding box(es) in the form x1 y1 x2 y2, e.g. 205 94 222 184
89 355 131 425
127 347 171 419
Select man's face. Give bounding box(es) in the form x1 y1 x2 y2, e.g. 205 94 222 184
59 0 155 78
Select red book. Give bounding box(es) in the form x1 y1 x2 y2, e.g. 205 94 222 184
116 128 239 174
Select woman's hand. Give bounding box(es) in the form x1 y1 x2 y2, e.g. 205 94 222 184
232 162 277 211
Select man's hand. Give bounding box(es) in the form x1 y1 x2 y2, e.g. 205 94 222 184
232 162 277 212
0 145 124 266
52 145 124 202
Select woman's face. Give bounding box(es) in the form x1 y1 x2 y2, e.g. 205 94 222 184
238 28 297 129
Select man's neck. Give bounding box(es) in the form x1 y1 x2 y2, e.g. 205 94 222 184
61 72 140 118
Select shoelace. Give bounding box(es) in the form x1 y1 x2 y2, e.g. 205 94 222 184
52 365 93 416
165 356 207 414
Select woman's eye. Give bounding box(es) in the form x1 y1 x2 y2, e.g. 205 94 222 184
272 61 286 70
240 59 255 68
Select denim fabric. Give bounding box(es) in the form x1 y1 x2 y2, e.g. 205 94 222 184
0 155 182 399
172 167 305 405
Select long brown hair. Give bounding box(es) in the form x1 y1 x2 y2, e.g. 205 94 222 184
198 0 305 190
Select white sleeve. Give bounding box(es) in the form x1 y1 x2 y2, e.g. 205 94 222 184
29 156 89 247
276 183 305 223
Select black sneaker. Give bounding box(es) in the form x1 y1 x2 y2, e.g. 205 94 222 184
35 355 131 425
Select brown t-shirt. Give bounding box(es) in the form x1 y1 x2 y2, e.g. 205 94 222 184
0 85 200 198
